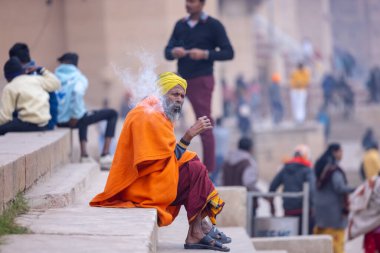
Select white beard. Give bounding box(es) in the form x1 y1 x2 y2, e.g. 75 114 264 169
163 99 182 122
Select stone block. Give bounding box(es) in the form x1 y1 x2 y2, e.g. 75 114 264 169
37 145 52 178
3 162 15 204
25 151 39 189
2 156 26 205
0 166 4 213
1 234 154 253
13 156 26 194
216 186 247 227
252 235 333 253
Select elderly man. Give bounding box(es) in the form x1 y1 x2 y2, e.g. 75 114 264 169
90 72 230 252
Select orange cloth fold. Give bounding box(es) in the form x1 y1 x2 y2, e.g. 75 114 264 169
89 96 196 226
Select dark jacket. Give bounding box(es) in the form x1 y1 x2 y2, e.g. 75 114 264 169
269 158 315 212
164 16 234 79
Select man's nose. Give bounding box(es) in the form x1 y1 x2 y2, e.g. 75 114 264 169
176 96 184 104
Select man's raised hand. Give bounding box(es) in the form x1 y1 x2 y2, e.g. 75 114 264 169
183 116 213 143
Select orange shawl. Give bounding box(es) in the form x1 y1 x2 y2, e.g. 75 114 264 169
89 96 196 226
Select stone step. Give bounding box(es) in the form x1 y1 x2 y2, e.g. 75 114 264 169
1 171 158 253
0 234 152 253
1 208 158 253
25 162 100 209
158 209 256 253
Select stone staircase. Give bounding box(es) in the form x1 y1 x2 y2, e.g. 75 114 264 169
0 130 258 253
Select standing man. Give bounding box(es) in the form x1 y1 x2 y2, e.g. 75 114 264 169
289 63 310 124
164 0 234 173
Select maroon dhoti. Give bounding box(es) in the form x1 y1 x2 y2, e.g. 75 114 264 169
171 157 224 224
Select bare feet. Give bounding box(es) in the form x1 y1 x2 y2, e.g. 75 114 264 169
185 215 206 244
201 218 213 234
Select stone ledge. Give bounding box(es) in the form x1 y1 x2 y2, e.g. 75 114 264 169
25 162 99 209
9 207 158 253
0 234 153 253
252 235 333 253
0 129 71 213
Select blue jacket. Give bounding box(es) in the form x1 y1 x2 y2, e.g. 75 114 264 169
55 64 88 123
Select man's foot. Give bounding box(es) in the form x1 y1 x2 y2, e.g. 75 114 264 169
206 226 232 244
184 235 230 252
99 154 113 169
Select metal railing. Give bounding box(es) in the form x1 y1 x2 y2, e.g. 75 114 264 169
247 183 310 236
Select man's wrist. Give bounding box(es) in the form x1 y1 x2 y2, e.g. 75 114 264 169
182 132 193 144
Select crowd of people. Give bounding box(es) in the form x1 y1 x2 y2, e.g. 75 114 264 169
215 133 380 253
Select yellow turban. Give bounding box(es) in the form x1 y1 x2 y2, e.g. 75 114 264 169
157 72 187 94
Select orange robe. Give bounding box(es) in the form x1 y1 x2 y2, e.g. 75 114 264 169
90 97 196 226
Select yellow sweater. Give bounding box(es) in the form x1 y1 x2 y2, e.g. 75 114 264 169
290 68 310 89
363 149 380 179
0 69 60 126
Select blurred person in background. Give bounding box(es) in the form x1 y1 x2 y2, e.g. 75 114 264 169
315 105 331 141
362 141 380 180
268 73 284 124
248 78 262 121
221 78 234 118
314 143 355 253
8 42 58 129
366 66 380 104
362 128 377 151
269 144 315 235
222 137 260 215
0 57 60 135
336 76 354 120
211 117 230 185
289 63 310 124
55 52 118 169
348 174 380 253
164 0 234 174
321 72 337 109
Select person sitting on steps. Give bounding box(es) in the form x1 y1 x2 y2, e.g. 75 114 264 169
55 52 118 169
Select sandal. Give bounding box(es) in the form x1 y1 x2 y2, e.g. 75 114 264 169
184 234 230 252
207 226 232 244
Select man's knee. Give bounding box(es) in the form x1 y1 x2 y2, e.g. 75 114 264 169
188 159 208 177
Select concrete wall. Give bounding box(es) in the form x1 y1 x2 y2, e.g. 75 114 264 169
253 123 325 182
0 0 66 88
